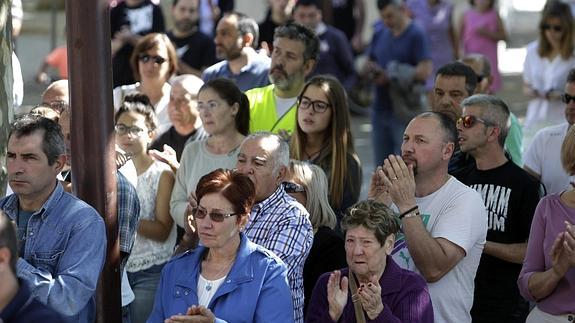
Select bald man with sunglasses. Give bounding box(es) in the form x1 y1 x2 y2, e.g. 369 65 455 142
455 94 541 323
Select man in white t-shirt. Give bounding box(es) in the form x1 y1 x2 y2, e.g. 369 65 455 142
523 68 575 195
369 111 487 323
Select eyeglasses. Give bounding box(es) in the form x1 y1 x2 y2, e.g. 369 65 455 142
197 100 222 112
562 93 575 104
138 53 167 65
457 115 493 128
542 24 563 32
192 206 237 222
298 96 331 113
114 124 146 137
476 74 485 83
284 181 305 194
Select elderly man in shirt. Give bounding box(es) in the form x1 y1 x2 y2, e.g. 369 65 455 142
236 132 314 323
0 114 106 323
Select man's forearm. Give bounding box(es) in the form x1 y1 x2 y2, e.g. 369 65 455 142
484 241 527 264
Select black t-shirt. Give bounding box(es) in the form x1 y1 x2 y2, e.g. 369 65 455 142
457 161 541 322
167 30 216 71
110 0 165 87
148 126 208 161
258 13 280 51
331 0 356 40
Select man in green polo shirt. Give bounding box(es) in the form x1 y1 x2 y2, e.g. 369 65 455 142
246 22 319 135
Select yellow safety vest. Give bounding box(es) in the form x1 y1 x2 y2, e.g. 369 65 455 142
246 84 297 135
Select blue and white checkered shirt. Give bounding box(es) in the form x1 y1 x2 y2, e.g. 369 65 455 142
244 185 313 323
117 172 140 274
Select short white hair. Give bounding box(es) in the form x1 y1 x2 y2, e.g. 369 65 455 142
243 132 289 175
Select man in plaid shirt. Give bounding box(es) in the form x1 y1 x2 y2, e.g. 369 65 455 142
236 133 313 323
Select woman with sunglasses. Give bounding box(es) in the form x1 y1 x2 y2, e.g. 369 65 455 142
113 33 178 135
148 168 294 322
170 78 249 240
115 94 176 323
523 1 575 143
290 75 362 221
284 161 346 316
518 125 575 322
306 199 434 322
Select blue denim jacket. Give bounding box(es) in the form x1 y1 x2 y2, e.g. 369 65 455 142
0 183 106 323
147 233 294 323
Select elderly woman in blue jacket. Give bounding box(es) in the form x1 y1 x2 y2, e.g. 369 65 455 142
146 168 294 323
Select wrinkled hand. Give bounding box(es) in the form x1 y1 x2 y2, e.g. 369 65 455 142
149 144 179 172
367 166 392 206
563 221 575 267
327 270 348 322
381 155 416 211
165 305 215 323
357 275 384 320
115 148 131 169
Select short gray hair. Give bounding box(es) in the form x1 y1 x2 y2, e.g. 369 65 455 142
244 132 289 175
461 94 510 147
171 74 204 97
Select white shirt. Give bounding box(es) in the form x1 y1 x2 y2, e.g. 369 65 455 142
392 176 487 323
197 274 226 307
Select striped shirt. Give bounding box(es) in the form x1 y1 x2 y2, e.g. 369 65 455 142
245 186 314 323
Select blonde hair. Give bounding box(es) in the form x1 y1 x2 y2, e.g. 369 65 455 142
561 125 575 175
288 160 337 230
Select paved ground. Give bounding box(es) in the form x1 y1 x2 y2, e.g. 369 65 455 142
15 3 538 199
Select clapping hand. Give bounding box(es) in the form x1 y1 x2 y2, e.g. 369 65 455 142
164 305 215 323
381 155 417 212
357 275 384 320
149 144 179 173
550 221 575 278
327 270 348 322
367 166 391 206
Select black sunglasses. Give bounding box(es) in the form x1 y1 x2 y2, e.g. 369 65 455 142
542 24 563 32
191 206 237 222
284 182 305 194
138 53 167 65
562 93 575 104
457 115 493 128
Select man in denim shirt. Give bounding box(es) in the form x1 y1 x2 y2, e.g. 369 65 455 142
0 114 106 323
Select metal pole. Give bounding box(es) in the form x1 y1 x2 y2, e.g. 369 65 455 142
64 0 121 321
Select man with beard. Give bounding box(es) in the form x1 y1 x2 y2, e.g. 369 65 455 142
456 95 540 323
167 0 216 77
246 22 319 135
202 12 270 92
369 111 487 323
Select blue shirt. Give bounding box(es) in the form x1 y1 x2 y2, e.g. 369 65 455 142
368 22 431 111
147 233 294 323
0 183 106 323
117 171 140 274
0 279 65 323
202 54 271 92
244 186 313 323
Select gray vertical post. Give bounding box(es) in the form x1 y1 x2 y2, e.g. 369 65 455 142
0 0 13 197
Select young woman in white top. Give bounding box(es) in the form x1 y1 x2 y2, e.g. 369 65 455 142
115 93 176 323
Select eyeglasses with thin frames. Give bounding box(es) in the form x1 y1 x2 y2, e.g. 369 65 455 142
298 96 331 113
114 124 146 137
138 53 167 65
192 206 238 222
457 115 493 128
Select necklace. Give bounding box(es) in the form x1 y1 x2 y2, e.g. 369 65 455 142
201 254 236 291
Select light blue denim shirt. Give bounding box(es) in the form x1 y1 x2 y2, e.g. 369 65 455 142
0 183 106 323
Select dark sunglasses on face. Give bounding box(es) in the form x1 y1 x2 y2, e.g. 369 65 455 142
562 93 575 104
298 96 331 113
457 115 493 128
283 181 305 194
138 53 167 65
542 24 563 32
192 206 237 222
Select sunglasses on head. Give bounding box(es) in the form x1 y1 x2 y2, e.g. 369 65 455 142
542 24 563 32
284 181 305 194
457 115 493 128
138 53 167 65
191 206 238 222
562 93 575 104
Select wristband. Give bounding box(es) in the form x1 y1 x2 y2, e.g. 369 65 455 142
399 206 419 219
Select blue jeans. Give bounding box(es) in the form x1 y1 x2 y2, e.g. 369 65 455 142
371 109 406 167
127 263 165 323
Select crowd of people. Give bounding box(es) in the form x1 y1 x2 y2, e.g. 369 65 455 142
1 0 575 322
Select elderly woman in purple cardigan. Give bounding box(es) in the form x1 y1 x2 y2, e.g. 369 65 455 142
305 200 433 322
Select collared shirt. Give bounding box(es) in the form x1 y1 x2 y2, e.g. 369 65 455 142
202 52 270 92
244 186 313 323
0 183 106 323
117 171 140 273
0 279 65 323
